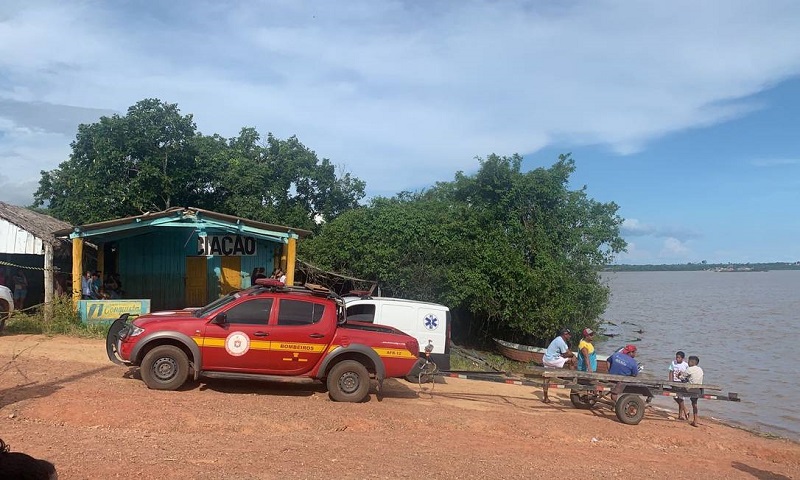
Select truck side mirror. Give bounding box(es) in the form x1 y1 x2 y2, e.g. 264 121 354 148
211 312 227 325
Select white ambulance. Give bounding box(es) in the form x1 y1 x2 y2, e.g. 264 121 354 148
344 296 451 371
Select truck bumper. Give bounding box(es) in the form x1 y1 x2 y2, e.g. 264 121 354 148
106 315 132 366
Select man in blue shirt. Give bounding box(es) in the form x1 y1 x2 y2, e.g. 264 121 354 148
608 344 639 376
541 328 576 403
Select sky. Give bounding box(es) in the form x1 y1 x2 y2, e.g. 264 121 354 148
1 0 799 264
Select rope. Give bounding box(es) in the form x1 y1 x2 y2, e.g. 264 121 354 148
0 259 60 272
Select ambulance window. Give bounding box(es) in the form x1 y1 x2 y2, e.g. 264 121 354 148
224 298 273 325
277 299 325 326
346 304 375 323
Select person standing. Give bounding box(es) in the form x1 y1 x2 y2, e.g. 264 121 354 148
682 356 704 427
669 351 690 420
577 328 597 373
81 270 94 300
541 328 576 403
12 270 27 310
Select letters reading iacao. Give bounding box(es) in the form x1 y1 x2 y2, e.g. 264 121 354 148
197 235 257 256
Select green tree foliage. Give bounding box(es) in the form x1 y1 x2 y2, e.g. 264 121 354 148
303 154 627 345
34 99 365 229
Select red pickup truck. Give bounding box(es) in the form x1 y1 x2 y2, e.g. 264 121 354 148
106 280 421 402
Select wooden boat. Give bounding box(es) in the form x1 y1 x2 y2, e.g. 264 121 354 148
493 338 610 373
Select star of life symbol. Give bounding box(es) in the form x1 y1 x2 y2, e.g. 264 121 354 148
424 314 439 330
225 331 250 356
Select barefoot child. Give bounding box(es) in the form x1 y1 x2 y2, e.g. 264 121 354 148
669 351 689 419
683 356 704 426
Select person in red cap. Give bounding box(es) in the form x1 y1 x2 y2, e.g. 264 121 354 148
608 344 639 377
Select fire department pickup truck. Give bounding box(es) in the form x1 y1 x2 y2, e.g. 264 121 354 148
106 279 421 403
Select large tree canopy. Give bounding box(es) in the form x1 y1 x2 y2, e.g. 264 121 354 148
302 154 627 345
34 99 365 230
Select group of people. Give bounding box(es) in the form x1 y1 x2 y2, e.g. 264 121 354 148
81 270 123 300
541 327 705 425
250 267 286 285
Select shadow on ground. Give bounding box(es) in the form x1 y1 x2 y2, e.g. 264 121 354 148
731 461 792 480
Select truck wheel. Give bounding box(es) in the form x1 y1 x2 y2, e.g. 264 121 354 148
614 393 646 425
570 391 597 409
140 345 189 390
327 360 370 403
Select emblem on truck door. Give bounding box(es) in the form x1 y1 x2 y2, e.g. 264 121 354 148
424 314 439 330
225 331 251 356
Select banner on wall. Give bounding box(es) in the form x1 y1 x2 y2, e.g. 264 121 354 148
78 299 151 323
197 235 257 256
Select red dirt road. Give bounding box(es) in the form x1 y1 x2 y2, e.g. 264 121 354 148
1 335 798 479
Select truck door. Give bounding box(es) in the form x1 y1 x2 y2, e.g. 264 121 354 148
201 297 274 372
267 298 335 375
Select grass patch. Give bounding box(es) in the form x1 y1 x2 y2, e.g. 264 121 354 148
1 297 109 339
450 347 536 374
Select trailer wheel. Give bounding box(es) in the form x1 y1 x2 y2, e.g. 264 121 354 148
615 393 646 425
570 391 597 409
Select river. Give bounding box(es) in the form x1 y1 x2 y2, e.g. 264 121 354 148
598 270 800 440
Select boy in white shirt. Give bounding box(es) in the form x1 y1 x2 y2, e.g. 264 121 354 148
683 356 704 426
669 351 689 419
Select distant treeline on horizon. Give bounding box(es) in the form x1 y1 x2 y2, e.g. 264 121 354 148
604 262 800 272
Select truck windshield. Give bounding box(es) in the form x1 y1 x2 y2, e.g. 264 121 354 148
194 291 242 317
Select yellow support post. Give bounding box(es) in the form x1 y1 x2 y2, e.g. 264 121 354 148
285 237 297 286
72 237 83 309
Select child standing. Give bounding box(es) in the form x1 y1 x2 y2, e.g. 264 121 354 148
683 356 704 427
669 351 689 419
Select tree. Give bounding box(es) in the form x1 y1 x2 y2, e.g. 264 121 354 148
35 99 198 224
35 99 365 228
303 154 627 345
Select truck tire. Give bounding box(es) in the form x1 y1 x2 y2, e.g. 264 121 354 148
614 393 646 425
327 360 370 403
140 345 189 391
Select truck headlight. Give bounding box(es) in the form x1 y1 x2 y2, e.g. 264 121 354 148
129 326 145 337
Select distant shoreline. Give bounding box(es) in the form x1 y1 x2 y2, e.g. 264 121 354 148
604 262 800 272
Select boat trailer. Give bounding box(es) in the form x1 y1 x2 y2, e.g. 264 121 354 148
436 367 740 425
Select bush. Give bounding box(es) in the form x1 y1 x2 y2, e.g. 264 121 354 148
1 296 109 338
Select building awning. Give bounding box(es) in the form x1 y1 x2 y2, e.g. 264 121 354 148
54 207 313 244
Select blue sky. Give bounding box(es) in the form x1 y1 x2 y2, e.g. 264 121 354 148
1 1 799 264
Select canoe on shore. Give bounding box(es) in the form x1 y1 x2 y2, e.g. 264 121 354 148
493 338 610 373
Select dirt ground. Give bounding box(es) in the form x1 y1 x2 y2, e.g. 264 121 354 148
1 335 798 480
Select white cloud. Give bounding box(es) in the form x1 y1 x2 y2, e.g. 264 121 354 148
659 237 691 259
621 218 700 241
2 0 800 202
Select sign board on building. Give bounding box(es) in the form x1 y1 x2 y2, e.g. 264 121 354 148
78 299 151 324
197 235 257 256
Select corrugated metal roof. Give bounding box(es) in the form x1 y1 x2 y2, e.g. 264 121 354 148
54 207 313 239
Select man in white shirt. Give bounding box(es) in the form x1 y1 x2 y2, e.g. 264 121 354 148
541 328 576 403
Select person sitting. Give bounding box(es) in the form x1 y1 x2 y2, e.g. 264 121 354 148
608 344 639 377
541 328 576 403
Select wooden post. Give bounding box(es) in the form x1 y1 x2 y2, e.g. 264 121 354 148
285 237 297 286
72 237 83 309
97 242 105 278
44 243 53 322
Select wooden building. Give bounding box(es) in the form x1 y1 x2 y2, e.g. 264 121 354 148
0 201 72 309
55 207 311 312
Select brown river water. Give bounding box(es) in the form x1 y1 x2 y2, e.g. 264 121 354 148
599 270 800 440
